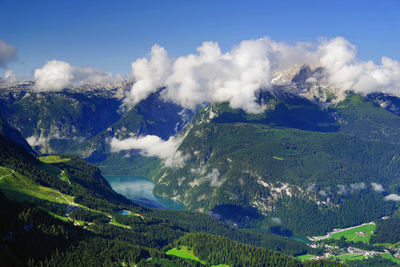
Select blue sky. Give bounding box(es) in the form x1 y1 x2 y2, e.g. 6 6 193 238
0 0 399 76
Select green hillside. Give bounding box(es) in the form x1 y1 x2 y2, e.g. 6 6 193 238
149 93 400 235
1 131 343 266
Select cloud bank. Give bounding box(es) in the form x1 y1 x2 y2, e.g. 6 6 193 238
109 135 186 167
33 60 121 91
124 37 400 113
0 40 17 68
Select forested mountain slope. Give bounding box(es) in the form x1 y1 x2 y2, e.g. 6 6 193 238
148 92 400 235
0 130 344 266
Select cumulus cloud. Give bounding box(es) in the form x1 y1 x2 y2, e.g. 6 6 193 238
317 37 400 95
33 60 120 91
0 40 17 68
109 135 186 167
125 38 315 113
124 45 172 105
371 183 385 193
124 36 400 113
350 182 366 191
384 194 400 201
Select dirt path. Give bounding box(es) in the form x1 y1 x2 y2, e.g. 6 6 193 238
55 190 77 206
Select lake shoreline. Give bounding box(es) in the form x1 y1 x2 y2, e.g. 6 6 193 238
104 175 186 210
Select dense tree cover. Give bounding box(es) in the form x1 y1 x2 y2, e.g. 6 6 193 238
0 129 354 267
336 93 400 144
55 155 142 212
347 256 397 267
370 212 400 244
152 113 400 235
0 191 86 266
40 238 151 267
171 233 345 267
0 190 201 267
2 188 321 267
0 134 320 256
147 209 319 256
272 190 395 235
68 208 110 224
303 261 348 267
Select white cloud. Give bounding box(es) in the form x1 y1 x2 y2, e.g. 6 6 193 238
123 45 172 106
384 194 400 201
190 166 207 175
33 60 120 91
109 135 187 167
125 38 315 113
34 60 73 91
189 167 225 187
3 69 18 83
204 168 225 187
317 37 400 95
371 183 384 193
350 182 366 191
0 40 17 68
124 36 400 113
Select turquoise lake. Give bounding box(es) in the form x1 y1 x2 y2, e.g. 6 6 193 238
104 175 185 210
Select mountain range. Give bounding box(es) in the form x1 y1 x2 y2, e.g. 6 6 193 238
2 65 400 265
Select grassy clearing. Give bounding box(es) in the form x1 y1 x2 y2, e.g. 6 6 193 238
334 253 365 261
382 253 400 264
39 155 70 164
296 254 317 262
0 170 73 205
0 166 13 177
328 223 375 243
166 246 205 264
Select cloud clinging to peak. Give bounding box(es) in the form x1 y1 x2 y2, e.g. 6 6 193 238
124 36 400 113
33 60 121 91
0 40 17 68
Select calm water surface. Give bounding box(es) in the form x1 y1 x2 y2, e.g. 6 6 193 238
105 175 185 210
